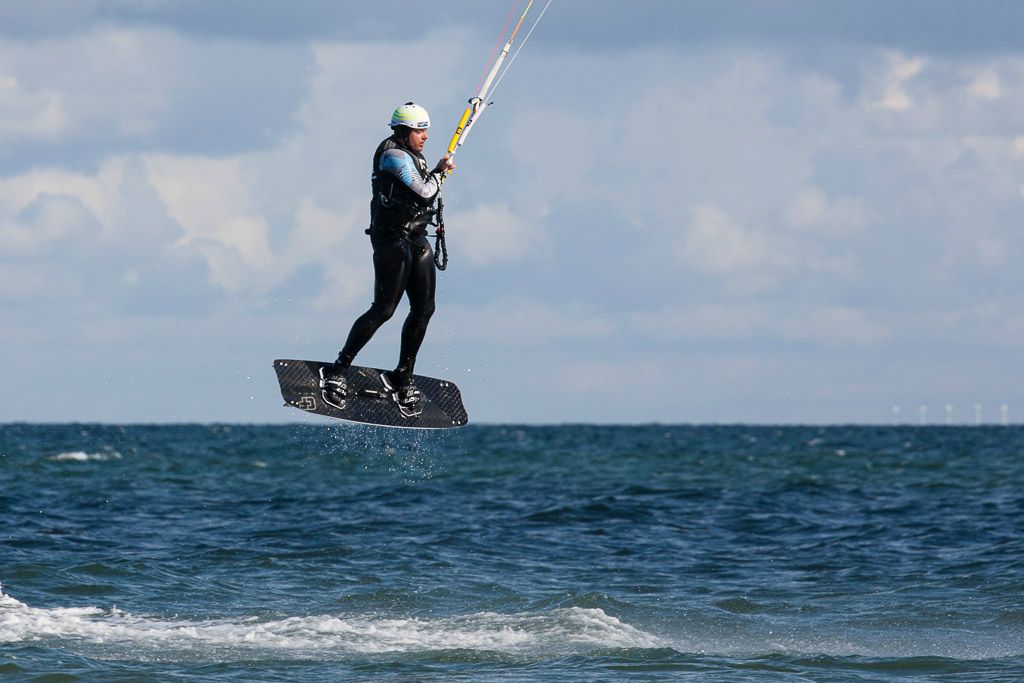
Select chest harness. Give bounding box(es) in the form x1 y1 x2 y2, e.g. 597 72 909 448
368 136 448 270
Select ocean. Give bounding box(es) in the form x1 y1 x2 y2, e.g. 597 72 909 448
1 423 1023 681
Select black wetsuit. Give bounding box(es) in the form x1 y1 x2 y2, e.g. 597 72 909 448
335 134 444 382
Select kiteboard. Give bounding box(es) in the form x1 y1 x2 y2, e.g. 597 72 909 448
272 359 468 429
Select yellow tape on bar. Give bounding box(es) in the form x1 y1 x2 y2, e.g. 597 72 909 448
448 107 473 155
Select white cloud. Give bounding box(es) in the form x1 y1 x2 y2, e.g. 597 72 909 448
0 194 90 256
675 204 764 274
674 204 793 288
290 199 372 311
631 304 767 342
0 69 66 140
0 30 167 146
970 235 1006 268
558 359 658 395
631 304 888 348
776 306 889 347
0 160 125 242
450 298 612 348
144 154 271 290
0 27 311 161
967 69 1003 101
446 202 546 268
784 187 868 236
871 51 927 112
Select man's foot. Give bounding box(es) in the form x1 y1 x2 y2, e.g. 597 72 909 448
319 364 348 410
380 370 423 418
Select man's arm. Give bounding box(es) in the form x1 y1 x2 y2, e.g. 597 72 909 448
380 149 443 200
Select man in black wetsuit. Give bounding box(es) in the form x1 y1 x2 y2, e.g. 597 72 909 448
320 102 455 417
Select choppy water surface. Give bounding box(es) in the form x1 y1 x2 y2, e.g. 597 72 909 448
2 424 1023 681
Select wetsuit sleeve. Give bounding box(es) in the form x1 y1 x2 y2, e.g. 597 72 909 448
379 149 443 201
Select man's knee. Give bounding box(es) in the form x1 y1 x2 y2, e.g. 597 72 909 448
411 301 435 321
369 301 399 323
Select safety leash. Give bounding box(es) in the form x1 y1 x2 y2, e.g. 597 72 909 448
433 196 448 271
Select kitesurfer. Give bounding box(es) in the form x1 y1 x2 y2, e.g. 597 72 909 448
320 102 454 417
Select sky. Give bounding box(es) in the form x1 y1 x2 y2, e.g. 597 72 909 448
2 0 1024 425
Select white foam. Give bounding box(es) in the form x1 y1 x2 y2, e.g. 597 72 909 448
0 585 665 662
4 586 1019 663
48 451 122 462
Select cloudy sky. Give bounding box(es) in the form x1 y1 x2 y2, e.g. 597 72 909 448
2 1 1023 424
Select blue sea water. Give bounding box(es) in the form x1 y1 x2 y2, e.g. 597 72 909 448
1 424 1023 681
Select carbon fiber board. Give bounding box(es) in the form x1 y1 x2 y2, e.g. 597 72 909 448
273 359 468 429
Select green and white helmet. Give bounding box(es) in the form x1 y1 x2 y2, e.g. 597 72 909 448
389 102 430 129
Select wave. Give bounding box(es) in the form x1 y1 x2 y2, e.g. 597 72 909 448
2 585 1022 666
48 451 122 462
0 585 664 662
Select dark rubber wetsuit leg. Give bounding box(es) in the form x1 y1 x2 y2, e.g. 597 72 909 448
336 238 412 369
394 235 436 380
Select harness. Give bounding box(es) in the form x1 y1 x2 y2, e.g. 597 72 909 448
367 136 447 270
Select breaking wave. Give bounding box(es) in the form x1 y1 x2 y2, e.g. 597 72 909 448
0 585 664 662
48 451 122 462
